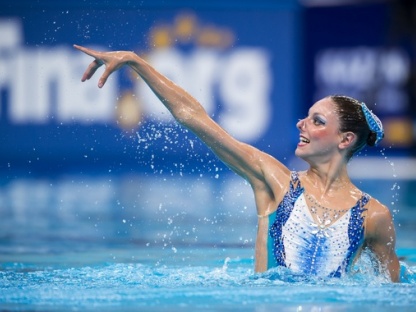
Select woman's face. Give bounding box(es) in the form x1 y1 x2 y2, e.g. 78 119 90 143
295 97 343 162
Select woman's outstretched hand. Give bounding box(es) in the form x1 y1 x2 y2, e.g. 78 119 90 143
73 44 134 88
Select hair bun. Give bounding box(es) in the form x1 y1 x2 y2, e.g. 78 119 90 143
367 131 378 147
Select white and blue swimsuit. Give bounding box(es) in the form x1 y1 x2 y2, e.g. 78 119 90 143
267 171 369 277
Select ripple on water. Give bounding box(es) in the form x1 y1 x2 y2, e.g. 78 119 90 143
1 257 416 311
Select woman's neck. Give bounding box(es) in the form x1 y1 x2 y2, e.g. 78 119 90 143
304 165 351 198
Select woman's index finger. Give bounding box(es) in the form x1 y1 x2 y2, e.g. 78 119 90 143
73 44 97 57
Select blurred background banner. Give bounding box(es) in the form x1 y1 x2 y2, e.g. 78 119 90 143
0 0 301 174
303 1 416 154
0 0 415 175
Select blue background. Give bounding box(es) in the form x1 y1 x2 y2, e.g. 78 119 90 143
0 0 414 176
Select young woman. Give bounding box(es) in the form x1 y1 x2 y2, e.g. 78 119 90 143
74 44 400 282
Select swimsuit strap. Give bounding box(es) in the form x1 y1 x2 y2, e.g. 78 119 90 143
289 171 303 194
269 171 304 267
359 192 370 208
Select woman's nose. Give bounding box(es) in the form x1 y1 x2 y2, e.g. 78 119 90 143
297 118 305 130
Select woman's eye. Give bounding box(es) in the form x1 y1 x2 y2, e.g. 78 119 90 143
313 118 325 125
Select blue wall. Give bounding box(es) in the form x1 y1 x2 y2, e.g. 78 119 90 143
303 2 415 156
0 0 302 174
1 0 414 176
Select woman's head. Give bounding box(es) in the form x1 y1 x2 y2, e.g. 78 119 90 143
329 95 382 159
295 95 383 162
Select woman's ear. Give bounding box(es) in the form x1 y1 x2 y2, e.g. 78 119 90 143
339 132 356 150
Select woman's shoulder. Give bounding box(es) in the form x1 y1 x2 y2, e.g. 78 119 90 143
252 155 293 218
350 186 388 215
257 152 292 181
364 196 394 238
365 196 391 216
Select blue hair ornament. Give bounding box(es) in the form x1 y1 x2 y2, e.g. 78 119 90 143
360 102 384 146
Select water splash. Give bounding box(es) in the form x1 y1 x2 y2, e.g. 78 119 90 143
379 147 401 222
1 258 415 311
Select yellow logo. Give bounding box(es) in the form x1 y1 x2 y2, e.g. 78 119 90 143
116 12 235 130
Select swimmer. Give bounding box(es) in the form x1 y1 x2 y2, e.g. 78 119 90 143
74 44 400 282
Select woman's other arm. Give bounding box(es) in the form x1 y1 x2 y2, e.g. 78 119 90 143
365 199 400 282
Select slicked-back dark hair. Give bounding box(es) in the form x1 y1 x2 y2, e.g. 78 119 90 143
329 95 378 160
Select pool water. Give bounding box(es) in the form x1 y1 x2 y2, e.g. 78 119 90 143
1 173 416 311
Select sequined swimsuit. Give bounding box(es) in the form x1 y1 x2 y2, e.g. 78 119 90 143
267 171 369 277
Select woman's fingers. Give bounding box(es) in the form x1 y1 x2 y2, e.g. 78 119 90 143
81 60 102 82
75 44 108 86
98 68 113 88
74 44 124 88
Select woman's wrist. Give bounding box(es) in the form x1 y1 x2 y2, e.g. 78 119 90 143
126 52 146 70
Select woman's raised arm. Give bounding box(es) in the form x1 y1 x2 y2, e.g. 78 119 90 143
73 45 289 201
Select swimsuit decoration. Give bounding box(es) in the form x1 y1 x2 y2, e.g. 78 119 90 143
360 102 384 145
269 172 370 277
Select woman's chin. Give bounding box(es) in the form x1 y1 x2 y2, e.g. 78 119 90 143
294 147 303 157
295 148 309 162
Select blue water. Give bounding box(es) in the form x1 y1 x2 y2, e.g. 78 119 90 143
1 173 416 311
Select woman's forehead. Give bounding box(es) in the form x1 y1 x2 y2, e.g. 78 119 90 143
309 98 337 115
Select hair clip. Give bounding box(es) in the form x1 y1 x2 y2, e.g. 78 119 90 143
360 102 384 146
